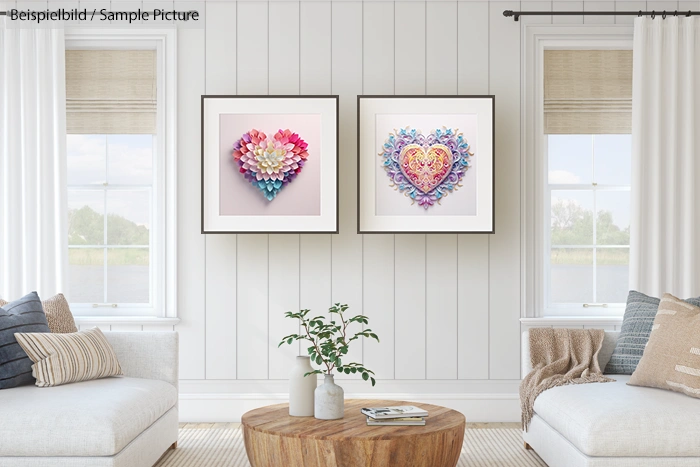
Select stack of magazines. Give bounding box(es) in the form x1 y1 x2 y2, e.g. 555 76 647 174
361 405 428 426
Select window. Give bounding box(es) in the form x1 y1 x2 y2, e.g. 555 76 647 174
522 39 635 317
546 134 631 313
65 31 176 318
67 134 154 309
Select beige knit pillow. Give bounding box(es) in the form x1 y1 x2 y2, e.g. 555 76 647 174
41 294 78 333
0 294 77 333
628 293 700 398
14 327 123 387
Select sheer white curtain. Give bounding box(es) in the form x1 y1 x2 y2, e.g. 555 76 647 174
630 17 700 297
0 25 68 300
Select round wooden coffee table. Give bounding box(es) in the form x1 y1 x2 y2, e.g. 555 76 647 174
241 399 465 467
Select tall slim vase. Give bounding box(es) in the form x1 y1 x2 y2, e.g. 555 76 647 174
289 356 316 417
314 374 344 420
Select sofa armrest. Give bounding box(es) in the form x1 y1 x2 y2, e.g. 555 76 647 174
103 332 179 390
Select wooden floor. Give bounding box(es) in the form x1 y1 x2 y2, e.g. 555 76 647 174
180 422 520 429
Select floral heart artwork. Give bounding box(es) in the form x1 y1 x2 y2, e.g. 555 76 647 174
380 127 473 209
232 129 309 201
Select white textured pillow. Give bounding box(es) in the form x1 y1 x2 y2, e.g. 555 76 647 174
14 327 123 387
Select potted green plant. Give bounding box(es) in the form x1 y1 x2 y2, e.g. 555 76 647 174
279 303 380 420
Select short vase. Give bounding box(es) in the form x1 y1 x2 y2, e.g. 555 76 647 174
289 356 316 417
314 374 344 420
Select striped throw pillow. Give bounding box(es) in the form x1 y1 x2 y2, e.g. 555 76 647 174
1 294 77 334
0 292 51 389
629 294 700 399
15 327 123 387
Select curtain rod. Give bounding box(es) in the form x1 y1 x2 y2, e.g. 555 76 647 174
504 10 700 21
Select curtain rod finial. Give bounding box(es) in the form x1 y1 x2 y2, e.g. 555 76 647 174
502 10 520 21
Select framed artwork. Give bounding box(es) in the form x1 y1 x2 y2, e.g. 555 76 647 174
201 95 339 233
357 95 495 234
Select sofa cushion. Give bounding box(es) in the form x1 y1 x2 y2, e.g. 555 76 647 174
16 327 123 387
629 293 700 399
0 292 51 389
0 376 177 456
533 375 700 457
0 293 78 333
605 290 700 375
40 293 78 333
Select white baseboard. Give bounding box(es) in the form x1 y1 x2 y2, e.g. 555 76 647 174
178 392 520 423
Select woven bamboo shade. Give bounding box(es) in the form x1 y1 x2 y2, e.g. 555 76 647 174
66 50 156 134
544 50 632 134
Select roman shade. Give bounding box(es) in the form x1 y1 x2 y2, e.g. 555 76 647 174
544 50 632 134
66 50 156 134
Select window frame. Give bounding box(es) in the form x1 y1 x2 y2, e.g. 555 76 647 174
521 25 633 319
65 29 177 319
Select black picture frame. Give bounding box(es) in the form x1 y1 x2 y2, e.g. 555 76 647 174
357 95 495 234
201 95 340 234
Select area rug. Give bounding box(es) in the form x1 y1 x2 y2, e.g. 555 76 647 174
155 425 546 467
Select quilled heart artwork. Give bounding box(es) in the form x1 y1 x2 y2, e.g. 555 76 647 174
380 127 474 209
232 129 309 201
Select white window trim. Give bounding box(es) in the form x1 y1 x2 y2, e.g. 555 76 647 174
521 25 632 320
520 316 622 329
66 29 178 321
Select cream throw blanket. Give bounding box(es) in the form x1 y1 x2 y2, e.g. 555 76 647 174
520 328 615 431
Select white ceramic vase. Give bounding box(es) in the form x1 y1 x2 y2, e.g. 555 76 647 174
289 356 316 417
314 374 344 420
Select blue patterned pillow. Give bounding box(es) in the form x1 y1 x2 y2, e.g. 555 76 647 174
605 290 700 374
0 292 50 389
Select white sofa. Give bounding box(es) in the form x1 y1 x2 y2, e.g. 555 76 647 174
0 332 179 467
522 330 700 467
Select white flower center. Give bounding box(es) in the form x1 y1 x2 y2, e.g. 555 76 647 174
255 142 285 173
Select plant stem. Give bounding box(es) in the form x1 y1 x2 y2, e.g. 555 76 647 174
302 321 331 374
329 307 348 374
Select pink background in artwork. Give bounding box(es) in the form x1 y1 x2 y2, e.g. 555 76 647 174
219 113 322 216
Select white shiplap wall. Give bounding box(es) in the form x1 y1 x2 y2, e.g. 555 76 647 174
179 0 525 422
80 0 694 422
